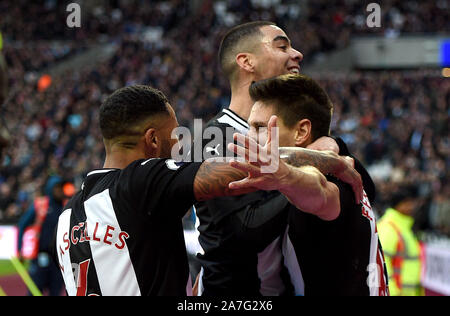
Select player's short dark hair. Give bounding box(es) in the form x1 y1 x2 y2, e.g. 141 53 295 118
219 21 275 81
100 85 170 140
249 74 333 141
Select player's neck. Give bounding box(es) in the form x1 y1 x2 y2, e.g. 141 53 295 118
103 149 146 170
228 80 254 121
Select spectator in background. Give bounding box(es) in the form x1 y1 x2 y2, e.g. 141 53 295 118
429 183 450 237
0 30 10 160
377 185 424 296
17 176 73 296
0 0 447 243
0 30 6 102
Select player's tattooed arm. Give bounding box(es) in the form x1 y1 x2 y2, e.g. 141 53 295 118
193 159 254 201
279 147 363 202
280 147 344 176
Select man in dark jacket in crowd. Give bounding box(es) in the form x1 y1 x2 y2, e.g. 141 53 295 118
17 176 69 296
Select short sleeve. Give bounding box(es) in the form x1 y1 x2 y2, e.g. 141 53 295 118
119 159 202 218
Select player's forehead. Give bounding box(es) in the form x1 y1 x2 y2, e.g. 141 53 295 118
259 25 290 44
249 101 275 126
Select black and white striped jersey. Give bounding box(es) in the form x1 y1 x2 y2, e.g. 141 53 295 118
193 108 293 296
53 158 202 296
282 177 389 296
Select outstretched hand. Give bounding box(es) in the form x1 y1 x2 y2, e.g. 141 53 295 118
228 114 364 204
227 116 292 192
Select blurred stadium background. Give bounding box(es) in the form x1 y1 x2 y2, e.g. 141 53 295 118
0 0 448 296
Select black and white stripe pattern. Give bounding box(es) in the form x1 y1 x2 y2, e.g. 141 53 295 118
55 159 202 296
218 109 250 134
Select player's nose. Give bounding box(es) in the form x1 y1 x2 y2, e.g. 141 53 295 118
291 48 303 62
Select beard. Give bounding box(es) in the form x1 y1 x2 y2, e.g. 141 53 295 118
160 138 174 159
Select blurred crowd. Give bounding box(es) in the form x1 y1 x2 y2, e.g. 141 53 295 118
321 71 450 236
0 0 448 238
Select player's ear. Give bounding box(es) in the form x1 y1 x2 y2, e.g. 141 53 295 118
144 128 159 157
294 119 312 147
236 52 255 73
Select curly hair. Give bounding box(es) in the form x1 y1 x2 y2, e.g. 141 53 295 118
99 85 170 140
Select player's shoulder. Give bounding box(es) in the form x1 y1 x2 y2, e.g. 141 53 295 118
207 108 248 133
125 158 190 173
114 159 171 187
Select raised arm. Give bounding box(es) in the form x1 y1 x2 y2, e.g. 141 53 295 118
228 116 363 204
226 116 361 220
279 146 362 203
193 159 254 201
278 164 340 221
228 154 341 221
281 135 376 204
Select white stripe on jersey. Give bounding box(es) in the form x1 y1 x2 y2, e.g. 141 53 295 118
84 189 141 296
257 236 286 296
361 191 388 296
217 114 249 134
197 267 205 296
365 196 380 296
282 226 305 296
222 109 249 129
56 209 78 296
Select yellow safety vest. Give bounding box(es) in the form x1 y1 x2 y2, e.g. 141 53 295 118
378 208 424 296
0 31 3 51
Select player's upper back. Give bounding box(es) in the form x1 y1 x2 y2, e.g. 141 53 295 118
54 158 202 296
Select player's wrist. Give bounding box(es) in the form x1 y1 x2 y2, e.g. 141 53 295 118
278 164 303 194
321 150 344 176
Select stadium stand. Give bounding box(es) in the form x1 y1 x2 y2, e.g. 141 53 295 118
0 0 448 241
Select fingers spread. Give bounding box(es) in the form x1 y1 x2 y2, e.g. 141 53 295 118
267 115 278 144
229 160 261 176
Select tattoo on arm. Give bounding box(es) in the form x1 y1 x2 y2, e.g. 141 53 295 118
279 147 341 175
193 160 248 201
